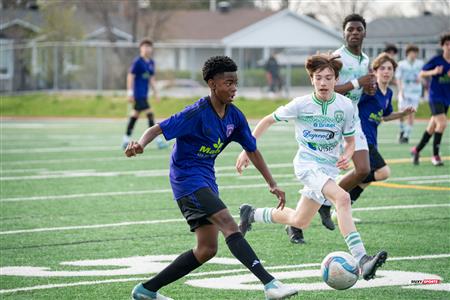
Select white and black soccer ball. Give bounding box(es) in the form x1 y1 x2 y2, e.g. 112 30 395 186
321 251 359 290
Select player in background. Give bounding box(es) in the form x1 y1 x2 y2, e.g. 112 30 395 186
236 53 387 280
396 45 424 144
125 56 297 300
348 53 415 203
411 33 450 166
286 14 376 242
122 39 167 150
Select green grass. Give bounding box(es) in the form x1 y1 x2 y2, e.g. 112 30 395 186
0 93 433 119
0 118 449 300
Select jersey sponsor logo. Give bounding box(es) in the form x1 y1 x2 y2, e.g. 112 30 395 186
226 124 235 137
197 138 224 157
303 129 335 141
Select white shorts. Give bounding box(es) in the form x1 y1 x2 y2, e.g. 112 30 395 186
354 122 369 152
295 165 339 205
398 96 420 111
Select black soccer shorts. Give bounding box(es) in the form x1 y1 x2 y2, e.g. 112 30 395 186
177 187 227 232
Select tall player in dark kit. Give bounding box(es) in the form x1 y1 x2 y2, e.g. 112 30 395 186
125 56 297 300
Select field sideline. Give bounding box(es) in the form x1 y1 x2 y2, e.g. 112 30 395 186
0 118 449 299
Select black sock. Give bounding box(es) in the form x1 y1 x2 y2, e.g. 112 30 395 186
362 170 376 183
349 186 364 204
143 249 201 292
225 232 274 285
433 132 443 156
416 131 432 152
147 112 155 127
126 117 138 136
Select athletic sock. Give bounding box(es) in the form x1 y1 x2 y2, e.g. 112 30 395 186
362 170 376 183
345 231 367 262
416 131 432 152
225 232 274 285
253 208 274 223
349 186 364 204
143 249 201 292
433 132 443 156
126 117 138 136
147 112 155 127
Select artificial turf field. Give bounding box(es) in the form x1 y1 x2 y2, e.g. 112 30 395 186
1 117 449 299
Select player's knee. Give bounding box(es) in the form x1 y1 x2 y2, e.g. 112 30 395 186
196 245 218 262
355 165 370 181
336 192 351 210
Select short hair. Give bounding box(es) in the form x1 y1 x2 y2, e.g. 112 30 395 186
405 44 419 55
440 32 450 46
139 39 153 47
305 53 343 78
202 56 237 82
342 13 366 30
371 53 398 71
383 44 398 54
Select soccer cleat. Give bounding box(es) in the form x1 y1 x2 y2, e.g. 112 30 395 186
411 146 419 165
431 155 444 166
318 205 335 230
131 283 173 300
239 204 255 236
359 251 388 280
264 279 298 300
285 226 305 244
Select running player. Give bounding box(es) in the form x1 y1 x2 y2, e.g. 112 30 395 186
349 53 415 202
122 39 167 150
125 56 297 300
237 53 387 280
396 44 424 143
412 32 450 166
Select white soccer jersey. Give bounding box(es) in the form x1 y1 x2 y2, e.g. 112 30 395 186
273 92 355 172
396 59 424 101
333 45 370 122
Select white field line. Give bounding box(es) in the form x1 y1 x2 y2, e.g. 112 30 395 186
0 253 449 295
1 203 449 236
1 173 448 202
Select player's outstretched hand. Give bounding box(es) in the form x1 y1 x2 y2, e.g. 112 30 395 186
236 150 250 175
336 155 351 170
125 141 144 157
402 107 416 115
270 186 285 210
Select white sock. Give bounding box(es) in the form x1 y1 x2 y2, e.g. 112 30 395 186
254 208 274 224
345 231 367 262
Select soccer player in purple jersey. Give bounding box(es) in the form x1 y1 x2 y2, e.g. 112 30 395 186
125 56 297 300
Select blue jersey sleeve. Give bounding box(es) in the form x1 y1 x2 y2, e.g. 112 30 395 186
159 106 199 141
422 56 437 71
231 112 257 152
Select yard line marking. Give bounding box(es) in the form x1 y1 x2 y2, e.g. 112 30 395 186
0 253 449 294
1 203 448 235
372 182 450 191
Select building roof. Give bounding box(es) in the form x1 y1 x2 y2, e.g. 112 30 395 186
156 8 276 42
366 14 450 44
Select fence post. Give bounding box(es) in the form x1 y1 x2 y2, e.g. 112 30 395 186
53 45 58 91
97 46 103 93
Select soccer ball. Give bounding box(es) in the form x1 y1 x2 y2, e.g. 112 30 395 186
321 251 359 290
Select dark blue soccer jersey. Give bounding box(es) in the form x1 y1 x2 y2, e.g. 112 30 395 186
422 55 450 105
159 96 257 200
358 85 393 147
130 56 155 100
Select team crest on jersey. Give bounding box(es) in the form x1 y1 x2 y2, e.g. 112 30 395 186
226 124 235 137
334 110 344 123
